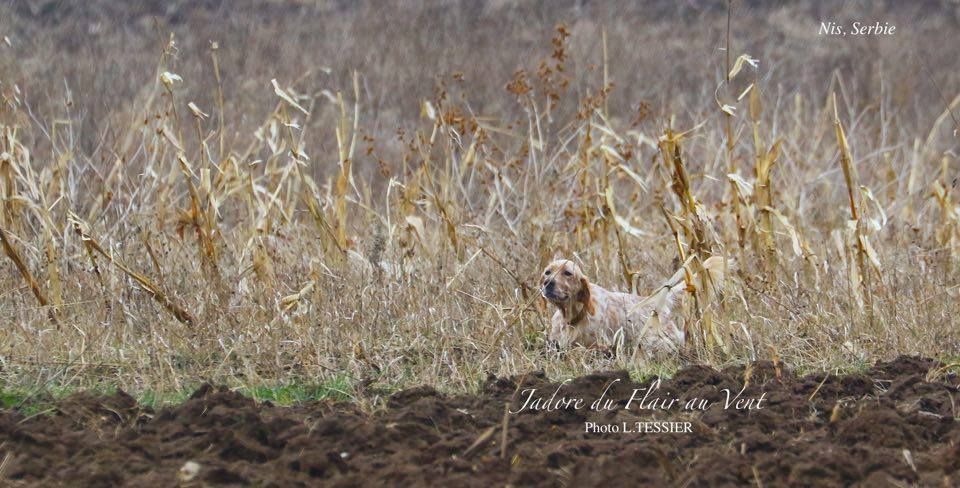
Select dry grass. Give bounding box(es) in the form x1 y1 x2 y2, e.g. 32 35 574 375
0 0 959 402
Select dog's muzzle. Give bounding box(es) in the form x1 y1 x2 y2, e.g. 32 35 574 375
542 281 561 300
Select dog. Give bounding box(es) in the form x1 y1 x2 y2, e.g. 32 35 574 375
541 256 731 355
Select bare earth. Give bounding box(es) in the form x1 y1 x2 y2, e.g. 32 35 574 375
1 356 958 486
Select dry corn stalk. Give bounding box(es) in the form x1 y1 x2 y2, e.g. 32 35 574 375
42 225 62 313
931 180 960 261
176 153 221 279
70 213 195 326
0 143 15 229
0 225 50 311
832 93 874 314
332 73 361 255
659 130 711 260
754 140 780 259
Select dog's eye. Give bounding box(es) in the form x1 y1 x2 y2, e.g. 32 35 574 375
563 270 573 276
545 270 551 276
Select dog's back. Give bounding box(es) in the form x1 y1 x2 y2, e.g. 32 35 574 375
588 256 732 353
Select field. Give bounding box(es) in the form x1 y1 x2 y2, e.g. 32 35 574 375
0 0 960 484
0 357 957 485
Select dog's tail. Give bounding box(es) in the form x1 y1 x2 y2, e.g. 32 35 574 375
630 255 735 321
661 255 735 307
630 256 734 349
698 255 734 298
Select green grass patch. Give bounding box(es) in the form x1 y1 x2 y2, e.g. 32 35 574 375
0 374 358 414
239 375 355 405
137 389 193 409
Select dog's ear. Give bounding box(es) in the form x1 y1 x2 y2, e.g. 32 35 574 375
577 276 595 315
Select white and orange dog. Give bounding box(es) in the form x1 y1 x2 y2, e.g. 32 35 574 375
541 256 731 355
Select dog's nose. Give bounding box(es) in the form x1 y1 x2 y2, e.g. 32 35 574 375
545 280 555 291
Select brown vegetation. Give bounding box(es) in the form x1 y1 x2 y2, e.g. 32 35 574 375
0 0 959 398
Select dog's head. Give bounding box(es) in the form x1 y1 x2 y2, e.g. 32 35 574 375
540 259 592 313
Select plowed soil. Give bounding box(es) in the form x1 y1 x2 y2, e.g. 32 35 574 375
2 356 959 486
